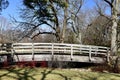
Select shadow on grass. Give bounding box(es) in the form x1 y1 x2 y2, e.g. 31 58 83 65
41 69 54 80
0 68 72 80
0 68 36 80
40 68 71 80
0 68 120 80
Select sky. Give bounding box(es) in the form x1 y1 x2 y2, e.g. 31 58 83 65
0 0 110 24
1 0 23 21
1 0 96 20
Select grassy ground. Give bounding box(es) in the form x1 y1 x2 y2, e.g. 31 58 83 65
0 68 120 80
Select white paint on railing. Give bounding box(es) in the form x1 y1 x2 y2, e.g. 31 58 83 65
32 43 34 60
0 43 109 58
89 46 92 61
0 43 110 63
71 44 73 59
52 43 54 56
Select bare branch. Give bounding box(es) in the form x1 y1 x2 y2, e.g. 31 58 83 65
103 0 113 7
31 31 55 39
95 0 111 20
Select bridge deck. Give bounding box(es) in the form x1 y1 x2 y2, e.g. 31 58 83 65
0 43 109 63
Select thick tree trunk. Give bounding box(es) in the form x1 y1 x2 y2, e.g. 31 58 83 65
111 0 118 55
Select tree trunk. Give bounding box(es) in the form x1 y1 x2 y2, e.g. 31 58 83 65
111 0 118 55
76 32 82 44
61 0 68 43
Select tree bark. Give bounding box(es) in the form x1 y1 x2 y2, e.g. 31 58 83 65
111 0 118 55
61 0 68 43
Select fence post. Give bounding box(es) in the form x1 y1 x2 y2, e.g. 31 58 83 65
71 45 73 60
89 46 92 61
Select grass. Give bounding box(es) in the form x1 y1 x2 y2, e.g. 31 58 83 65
0 67 120 80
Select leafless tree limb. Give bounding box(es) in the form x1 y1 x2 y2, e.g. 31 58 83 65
31 31 56 39
103 0 113 7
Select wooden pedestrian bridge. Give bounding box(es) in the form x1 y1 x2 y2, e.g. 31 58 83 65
0 43 109 64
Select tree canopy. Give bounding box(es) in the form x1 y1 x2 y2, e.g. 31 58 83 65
23 0 68 23
20 0 69 42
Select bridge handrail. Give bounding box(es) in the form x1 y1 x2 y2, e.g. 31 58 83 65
12 43 109 55
0 43 110 61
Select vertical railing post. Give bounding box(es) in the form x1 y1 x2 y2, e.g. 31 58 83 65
107 48 110 63
89 46 92 61
79 45 82 54
95 47 98 56
32 43 34 60
51 43 54 60
11 43 14 57
32 43 36 67
71 44 73 60
11 43 14 63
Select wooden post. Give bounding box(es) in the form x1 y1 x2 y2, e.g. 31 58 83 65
89 46 92 61
95 47 98 56
31 43 36 67
11 43 14 62
51 43 54 60
107 48 110 63
32 43 34 60
79 46 82 54
71 45 73 60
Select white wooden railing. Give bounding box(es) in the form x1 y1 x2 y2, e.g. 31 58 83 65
0 43 109 54
12 43 109 58
0 43 110 62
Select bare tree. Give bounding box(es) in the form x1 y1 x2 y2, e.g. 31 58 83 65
83 16 111 46
103 0 119 55
68 0 85 44
0 16 11 43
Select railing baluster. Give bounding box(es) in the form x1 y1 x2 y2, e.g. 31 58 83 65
52 43 54 55
71 45 73 60
11 44 14 57
89 46 92 61
51 43 54 60
107 48 110 62
95 47 98 56
32 43 34 60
